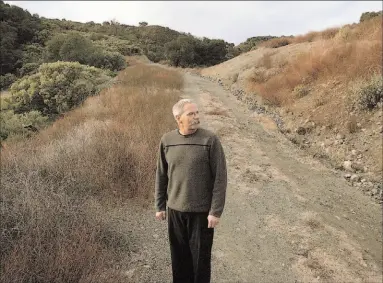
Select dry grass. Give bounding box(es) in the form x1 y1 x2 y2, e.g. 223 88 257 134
260 37 293 48
347 115 358 134
293 27 340 43
205 108 230 117
260 16 381 49
259 51 275 69
306 218 323 230
0 63 183 282
249 17 382 106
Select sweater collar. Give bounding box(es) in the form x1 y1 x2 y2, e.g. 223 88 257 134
177 128 199 138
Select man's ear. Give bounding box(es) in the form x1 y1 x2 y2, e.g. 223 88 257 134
175 115 181 123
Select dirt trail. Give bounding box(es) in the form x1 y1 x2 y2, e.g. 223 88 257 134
124 71 382 283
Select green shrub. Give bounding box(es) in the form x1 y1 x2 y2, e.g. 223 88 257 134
356 74 383 110
89 32 109 41
145 50 162 63
88 50 126 71
94 38 141 56
0 110 48 141
0 74 17 90
7 61 112 115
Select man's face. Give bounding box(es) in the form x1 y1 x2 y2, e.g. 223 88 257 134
177 103 200 131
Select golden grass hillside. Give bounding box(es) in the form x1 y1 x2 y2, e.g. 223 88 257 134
200 15 382 193
0 62 182 282
250 16 382 106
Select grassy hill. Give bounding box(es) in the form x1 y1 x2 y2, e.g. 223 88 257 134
200 12 382 200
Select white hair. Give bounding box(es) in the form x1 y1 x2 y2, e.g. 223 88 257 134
172 99 196 118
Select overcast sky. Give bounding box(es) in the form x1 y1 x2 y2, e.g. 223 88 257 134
5 1 382 45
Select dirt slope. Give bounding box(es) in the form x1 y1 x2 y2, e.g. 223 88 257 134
198 42 382 203
122 70 382 283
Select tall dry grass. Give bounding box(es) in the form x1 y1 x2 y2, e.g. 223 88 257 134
250 16 382 106
292 27 340 44
0 63 183 282
260 37 293 48
260 16 381 49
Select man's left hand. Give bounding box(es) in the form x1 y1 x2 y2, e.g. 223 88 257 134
207 215 220 228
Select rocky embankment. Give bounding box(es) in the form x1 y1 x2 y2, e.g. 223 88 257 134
196 73 382 204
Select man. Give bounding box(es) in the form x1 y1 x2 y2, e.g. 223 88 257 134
155 98 227 283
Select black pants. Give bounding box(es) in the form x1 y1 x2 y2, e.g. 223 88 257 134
168 208 214 283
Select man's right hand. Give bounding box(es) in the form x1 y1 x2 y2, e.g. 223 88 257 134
155 211 166 220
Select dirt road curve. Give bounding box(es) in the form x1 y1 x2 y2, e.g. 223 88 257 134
125 71 382 283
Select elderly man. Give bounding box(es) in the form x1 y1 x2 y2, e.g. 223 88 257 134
155 98 227 283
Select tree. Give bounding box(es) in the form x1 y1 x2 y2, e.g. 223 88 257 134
58 32 95 64
204 39 227 65
45 33 67 61
0 1 42 75
165 36 197 67
164 35 229 67
139 21 148 27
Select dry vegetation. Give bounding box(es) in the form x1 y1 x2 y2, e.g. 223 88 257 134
250 16 382 106
244 16 383 181
200 14 382 191
0 62 182 282
260 27 341 49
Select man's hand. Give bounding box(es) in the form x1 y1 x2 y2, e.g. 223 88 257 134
156 211 166 220
207 215 220 228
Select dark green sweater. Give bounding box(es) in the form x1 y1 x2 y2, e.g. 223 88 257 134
155 128 227 217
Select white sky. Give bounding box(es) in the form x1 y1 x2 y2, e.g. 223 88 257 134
5 1 382 45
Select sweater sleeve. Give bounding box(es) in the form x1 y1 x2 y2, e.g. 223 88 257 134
155 138 168 212
208 135 227 217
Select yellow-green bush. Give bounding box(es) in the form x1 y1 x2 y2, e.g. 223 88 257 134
0 110 48 141
6 62 112 115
